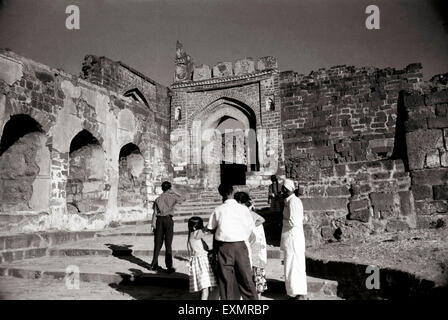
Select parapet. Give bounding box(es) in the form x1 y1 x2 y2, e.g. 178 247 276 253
173 41 278 84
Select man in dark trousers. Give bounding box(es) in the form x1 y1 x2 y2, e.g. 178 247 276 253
206 184 258 300
150 181 186 273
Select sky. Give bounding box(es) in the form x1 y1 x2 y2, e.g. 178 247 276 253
0 0 447 86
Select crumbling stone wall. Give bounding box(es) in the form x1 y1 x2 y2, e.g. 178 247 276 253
0 49 171 233
280 64 423 245
403 84 448 229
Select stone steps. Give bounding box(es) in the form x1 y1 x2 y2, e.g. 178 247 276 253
0 255 339 299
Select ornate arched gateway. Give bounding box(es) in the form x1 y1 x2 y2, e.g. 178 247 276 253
190 98 259 188
170 48 284 189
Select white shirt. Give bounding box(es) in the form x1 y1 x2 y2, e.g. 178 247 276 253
282 194 304 229
280 193 305 251
207 199 255 242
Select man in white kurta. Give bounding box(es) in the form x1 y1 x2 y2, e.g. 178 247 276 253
280 179 307 299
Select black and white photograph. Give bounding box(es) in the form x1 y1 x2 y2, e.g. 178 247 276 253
0 0 447 308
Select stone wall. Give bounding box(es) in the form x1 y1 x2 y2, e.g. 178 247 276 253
403 85 448 229
279 64 424 245
0 49 171 233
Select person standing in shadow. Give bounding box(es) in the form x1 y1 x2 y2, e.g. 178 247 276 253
150 181 186 273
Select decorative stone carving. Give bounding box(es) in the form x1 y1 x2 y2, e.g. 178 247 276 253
174 41 194 82
212 62 233 78
193 64 211 81
234 58 255 76
265 95 275 111
174 106 182 121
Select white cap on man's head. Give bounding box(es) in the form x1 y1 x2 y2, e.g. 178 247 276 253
283 179 295 192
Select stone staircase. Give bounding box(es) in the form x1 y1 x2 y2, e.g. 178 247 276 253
0 186 342 300
0 226 340 300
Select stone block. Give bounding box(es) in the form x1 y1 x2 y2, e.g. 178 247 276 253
398 191 413 216
405 115 428 132
192 64 211 81
406 129 444 170
348 208 370 223
403 92 424 109
411 184 432 200
433 184 448 200
326 186 350 197
369 192 395 219
256 56 278 71
411 168 448 186
425 149 440 168
441 151 448 167
386 219 410 232
425 90 448 105
212 62 233 78
428 117 448 129
302 197 348 211
234 58 255 75
349 199 369 211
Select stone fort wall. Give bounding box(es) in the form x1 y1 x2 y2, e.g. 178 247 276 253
0 49 171 233
280 63 448 245
1 44 447 242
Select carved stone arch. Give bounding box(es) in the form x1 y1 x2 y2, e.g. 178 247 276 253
188 97 257 131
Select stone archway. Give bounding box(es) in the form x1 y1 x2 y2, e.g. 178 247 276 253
117 143 145 209
0 114 51 212
192 98 259 188
66 129 106 214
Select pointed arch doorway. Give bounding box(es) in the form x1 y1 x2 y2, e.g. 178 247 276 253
192 98 259 188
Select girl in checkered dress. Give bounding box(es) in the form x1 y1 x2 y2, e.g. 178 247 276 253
187 216 217 300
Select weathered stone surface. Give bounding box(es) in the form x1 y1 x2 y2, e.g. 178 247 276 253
411 168 448 186
406 129 443 170
348 208 370 223
212 62 233 78
234 58 255 75
193 64 211 81
326 186 350 197
411 184 432 200
369 192 395 219
0 55 23 85
256 56 278 71
302 197 348 211
386 219 410 232
398 191 413 216
433 184 448 200
425 149 440 168
349 199 369 211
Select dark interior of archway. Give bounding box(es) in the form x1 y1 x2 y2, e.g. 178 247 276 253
69 129 99 153
118 143 145 207
67 129 105 214
0 114 43 156
0 114 45 212
220 163 247 186
119 143 140 159
216 117 248 186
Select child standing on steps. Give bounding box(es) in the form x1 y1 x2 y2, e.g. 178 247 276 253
187 216 217 300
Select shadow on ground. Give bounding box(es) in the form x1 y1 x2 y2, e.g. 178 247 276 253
105 243 199 299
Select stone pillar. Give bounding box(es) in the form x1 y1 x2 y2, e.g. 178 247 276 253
48 150 69 229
